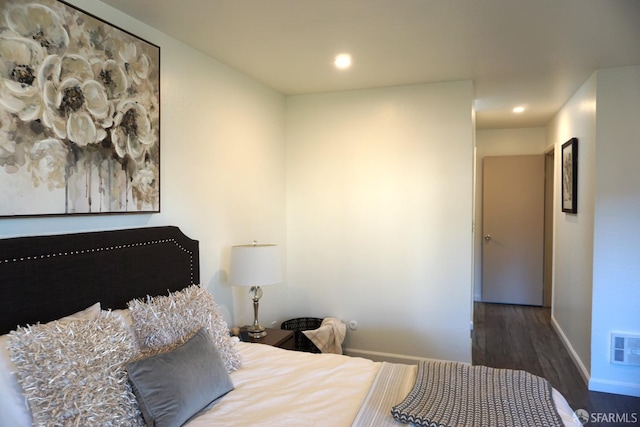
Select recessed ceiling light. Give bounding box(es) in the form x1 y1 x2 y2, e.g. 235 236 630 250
334 53 351 69
513 106 525 113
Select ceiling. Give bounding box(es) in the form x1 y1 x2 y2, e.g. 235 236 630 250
99 0 640 130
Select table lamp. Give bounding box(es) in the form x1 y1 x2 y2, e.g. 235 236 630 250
229 242 282 338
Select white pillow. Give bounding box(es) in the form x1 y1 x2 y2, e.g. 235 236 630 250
0 334 31 427
0 302 101 427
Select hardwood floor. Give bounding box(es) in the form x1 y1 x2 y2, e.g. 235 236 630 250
472 302 640 427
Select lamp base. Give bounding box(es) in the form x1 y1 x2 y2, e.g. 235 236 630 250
247 286 267 338
247 326 267 339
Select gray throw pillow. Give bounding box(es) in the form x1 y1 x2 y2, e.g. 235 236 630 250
126 327 234 427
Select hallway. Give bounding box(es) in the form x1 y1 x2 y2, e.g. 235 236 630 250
472 302 640 426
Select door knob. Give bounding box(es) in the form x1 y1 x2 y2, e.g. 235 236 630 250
484 234 492 242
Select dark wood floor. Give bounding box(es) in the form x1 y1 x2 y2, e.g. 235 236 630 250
472 302 640 427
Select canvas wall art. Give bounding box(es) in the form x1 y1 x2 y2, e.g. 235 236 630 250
561 137 578 214
0 0 160 216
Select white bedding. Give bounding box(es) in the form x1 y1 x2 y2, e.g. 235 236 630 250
187 341 379 426
187 341 582 427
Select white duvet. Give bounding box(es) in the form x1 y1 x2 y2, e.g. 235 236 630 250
187 341 582 427
187 341 378 426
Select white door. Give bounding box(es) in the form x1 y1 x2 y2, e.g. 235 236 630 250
482 155 544 306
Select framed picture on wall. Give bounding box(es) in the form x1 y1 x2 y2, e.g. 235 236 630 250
561 137 578 213
0 0 160 217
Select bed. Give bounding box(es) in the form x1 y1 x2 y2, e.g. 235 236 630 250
0 226 581 427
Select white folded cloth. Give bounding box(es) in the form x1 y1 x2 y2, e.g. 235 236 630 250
302 318 346 354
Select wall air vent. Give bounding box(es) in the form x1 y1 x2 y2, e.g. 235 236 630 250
611 333 640 366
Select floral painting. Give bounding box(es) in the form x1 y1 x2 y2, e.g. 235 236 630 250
0 0 160 216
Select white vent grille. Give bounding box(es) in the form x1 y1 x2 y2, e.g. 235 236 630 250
611 333 640 366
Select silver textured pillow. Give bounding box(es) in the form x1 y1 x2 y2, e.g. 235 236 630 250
128 285 241 372
0 302 102 427
8 311 143 427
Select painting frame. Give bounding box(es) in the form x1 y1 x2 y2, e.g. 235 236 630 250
0 0 160 217
561 137 578 214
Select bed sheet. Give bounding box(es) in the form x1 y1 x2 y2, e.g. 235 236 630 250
188 341 581 427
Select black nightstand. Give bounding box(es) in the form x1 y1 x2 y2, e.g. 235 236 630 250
239 327 294 350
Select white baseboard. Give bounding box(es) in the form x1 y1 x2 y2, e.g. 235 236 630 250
588 378 640 397
550 315 591 385
550 315 640 397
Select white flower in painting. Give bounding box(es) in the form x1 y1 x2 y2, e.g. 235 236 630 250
119 42 151 85
3 3 69 54
0 35 45 121
131 161 158 208
39 54 110 146
111 100 154 161
91 58 128 100
27 138 68 190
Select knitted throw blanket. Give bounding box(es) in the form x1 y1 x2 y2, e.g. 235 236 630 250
391 360 564 427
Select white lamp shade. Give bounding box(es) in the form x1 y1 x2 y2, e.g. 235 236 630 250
229 244 282 286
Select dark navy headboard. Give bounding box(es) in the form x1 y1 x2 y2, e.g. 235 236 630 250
0 226 199 335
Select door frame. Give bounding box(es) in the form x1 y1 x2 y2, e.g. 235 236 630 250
543 147 555 307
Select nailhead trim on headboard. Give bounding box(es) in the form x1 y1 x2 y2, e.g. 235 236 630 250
0 238 196 285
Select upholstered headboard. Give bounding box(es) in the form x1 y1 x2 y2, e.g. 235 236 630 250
0 226 199 335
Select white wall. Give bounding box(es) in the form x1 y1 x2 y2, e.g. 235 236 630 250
285 82 475 363
473 128 547 300
547 65 640 397
546 73 597 381
590 65 640 396
0 0 287 327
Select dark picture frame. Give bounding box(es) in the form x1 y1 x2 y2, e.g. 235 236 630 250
0 0 160 217
561 137 578 213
